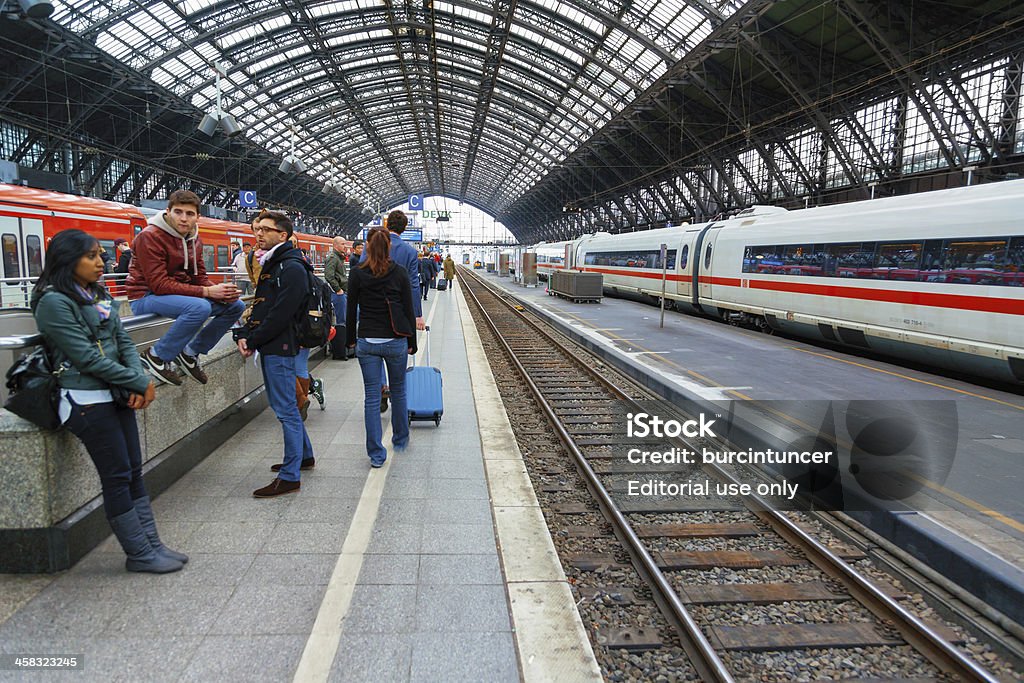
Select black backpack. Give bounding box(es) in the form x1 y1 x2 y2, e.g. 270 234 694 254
294 269 334 348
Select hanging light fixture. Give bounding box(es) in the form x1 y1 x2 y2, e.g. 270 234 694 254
16 0 54 18
197 61 241 138
279 126 306 174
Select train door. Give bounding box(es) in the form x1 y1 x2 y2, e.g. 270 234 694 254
698 227 724 299
0 214 44 308
675 235 693 300
690 224 722 309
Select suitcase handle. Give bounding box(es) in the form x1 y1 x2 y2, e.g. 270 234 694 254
411 325 430 368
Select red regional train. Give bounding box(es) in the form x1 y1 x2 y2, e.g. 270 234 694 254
0 184 334 304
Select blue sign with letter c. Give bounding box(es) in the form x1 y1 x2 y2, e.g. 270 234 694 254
408 194 423 211
239 190 257 208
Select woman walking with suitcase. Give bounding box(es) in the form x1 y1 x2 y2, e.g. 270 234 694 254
346 228 417 468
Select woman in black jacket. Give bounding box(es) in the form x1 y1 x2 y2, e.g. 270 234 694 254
346 228 417 468
31 229 185 574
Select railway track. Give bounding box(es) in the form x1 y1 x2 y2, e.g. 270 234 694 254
458 268 1019 683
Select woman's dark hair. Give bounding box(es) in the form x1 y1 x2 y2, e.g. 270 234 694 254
361 228 392 277
30 229 107 311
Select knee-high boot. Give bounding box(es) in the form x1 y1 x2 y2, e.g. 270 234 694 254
108 508 183 574
133 495 189 564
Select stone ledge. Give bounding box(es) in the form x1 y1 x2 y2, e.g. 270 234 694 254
0 346 318 573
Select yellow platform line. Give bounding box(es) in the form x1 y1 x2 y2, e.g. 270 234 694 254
790 346 1024 412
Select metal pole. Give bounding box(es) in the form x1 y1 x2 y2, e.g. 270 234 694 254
660 243 668 328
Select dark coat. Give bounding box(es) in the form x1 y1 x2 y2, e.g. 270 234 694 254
345 262 417 355
115 249 132 274
234 241 309 356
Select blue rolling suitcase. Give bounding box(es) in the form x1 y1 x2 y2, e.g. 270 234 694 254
406 326 443 426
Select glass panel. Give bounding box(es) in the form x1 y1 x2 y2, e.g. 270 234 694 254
203 244 216 272
2 234 19 278
584 249 676 270
25 235 42 278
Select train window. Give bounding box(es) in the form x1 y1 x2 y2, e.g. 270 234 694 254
99 240 116 270
943 238 1010 285
203 245 215 272
704 244 713 269
2 234 19 278
679 245 688 269
217 245 229 268
25 235 42 278
739 236 1023 286
919 240 944 281
584 249 675 269
874 243 922 279
1009 237 1024 272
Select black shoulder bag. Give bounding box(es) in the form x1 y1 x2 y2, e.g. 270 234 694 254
4 345 63 430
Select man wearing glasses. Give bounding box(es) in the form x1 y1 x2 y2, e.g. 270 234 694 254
126 190 243 385
234 210 316 497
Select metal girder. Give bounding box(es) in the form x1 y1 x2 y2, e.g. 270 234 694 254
834 0 964 169
460 0 517 202
996 53 1022 161
735 18 864 195
275 0 409 196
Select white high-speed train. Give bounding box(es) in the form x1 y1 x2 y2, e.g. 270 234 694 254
530 181 1024 383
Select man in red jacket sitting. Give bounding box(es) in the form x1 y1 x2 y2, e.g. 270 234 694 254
126 190 243 385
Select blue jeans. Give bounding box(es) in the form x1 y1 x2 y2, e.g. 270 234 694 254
356 338 410 466
131 294 245 362
261 354 313 482
295 348 310 379
331 292 347 326
64 399 146 520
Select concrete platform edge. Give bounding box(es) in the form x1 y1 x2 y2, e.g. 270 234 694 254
456 284 603 682
502 281 1024 629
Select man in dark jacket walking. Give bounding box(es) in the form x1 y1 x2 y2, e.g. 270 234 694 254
234 210 315 497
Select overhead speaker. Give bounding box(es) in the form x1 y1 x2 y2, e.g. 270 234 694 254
18 0 54 18
219 113 242 138
197 112 219 137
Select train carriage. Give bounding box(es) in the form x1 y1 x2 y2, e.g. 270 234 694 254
546 181 1024 383
0 184 333 306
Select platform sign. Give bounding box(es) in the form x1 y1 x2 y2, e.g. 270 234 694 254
408 194 423 211
239 190 257 208
403 228 423 242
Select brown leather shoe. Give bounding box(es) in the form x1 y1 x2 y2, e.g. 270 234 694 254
271 458 315 472
252 478 300 498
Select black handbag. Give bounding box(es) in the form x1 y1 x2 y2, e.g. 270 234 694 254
4 346 63 430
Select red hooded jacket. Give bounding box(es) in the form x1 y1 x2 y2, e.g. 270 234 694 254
125 212 213 300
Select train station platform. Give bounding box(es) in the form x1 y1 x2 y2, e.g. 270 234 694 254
0 280 600 682
479 269 1024 627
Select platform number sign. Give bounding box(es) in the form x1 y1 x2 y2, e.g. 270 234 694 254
239 190 257 209
408 194 423 211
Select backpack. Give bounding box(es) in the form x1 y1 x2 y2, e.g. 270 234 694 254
294 269 334 348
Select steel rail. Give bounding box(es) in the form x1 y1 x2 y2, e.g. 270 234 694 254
459 268 734 683
460 267 1001 683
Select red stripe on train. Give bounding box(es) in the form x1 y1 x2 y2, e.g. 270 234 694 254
571 266 1024 315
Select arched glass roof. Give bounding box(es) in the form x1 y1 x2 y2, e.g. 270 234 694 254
50 0 742 215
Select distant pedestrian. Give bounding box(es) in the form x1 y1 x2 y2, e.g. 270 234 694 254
443 254 455 288
232 243 251 295
114 238 132 274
